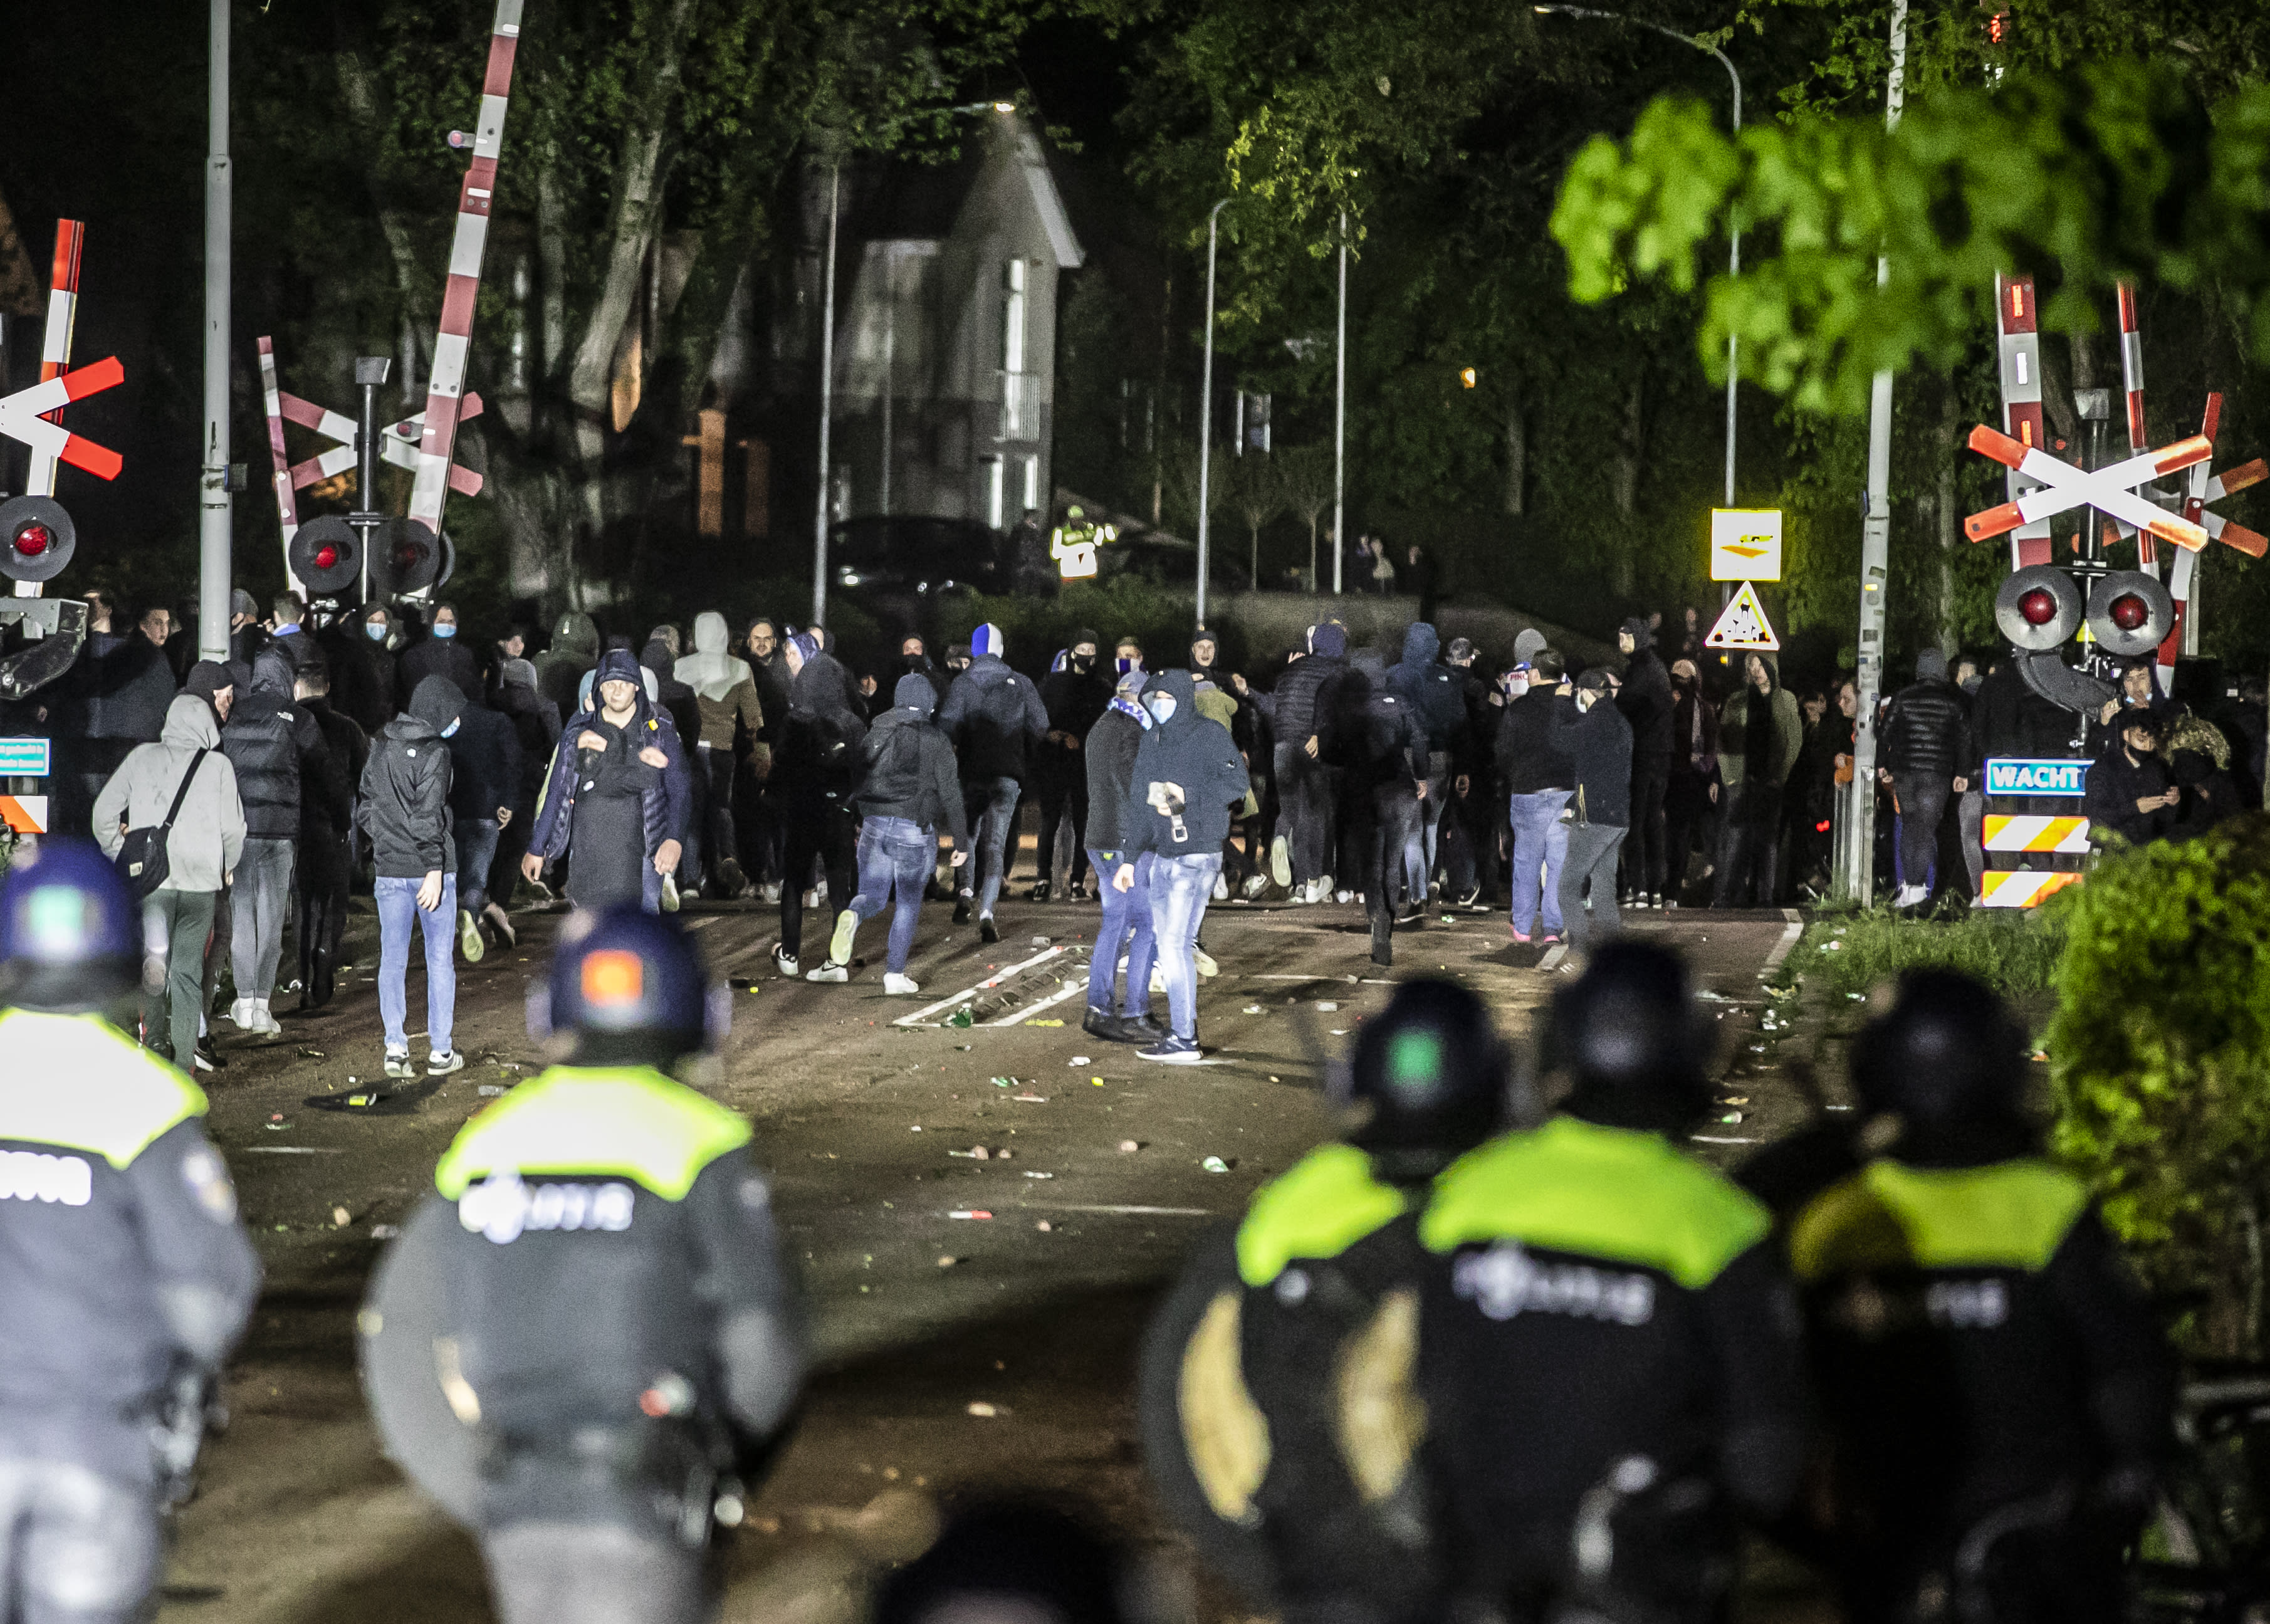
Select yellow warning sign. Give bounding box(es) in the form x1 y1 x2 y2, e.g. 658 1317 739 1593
1705 581 1779 651
1709 508 1784 581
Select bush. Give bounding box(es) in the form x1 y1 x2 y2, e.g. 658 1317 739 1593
1796 906 2067 1000
2048 817 2270 1357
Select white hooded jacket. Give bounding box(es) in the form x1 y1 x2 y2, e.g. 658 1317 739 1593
673 610 768 755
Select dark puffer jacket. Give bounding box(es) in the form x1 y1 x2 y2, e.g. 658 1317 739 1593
359 675 461 878
1270 624 1349 747
938 654 1048 783
221 648 319 839
1881 650 1975 780
855 675 969 842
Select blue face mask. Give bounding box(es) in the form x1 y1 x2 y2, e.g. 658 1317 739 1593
365 622 387 642
1147 694 1178 726
432 623 456 639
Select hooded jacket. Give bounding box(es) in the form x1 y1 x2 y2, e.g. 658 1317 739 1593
1550 687 1635 827
1718 657 1804 797
528 651 691 894
1881 651 1975 782
535 611 600 722
674 612 767 758
319 604 397 733
1038 654 1112 780
221 647 320 839
938 649 1049 782
1084 686 1148 853
396 611 486 713
1386 622 1468 755
93 695 248 893
770 647 869 807
75 629 177 745
494 666 563 800
353 676 458 878
1337 657 1429 792
855 674 969 841
1271 623 1349 747
1615 641 1678 770
446 691 525 825
2082 735 2175 846
1123 671 1250 859
640 639 703 762
1496 684 1576 795
298 694 367 844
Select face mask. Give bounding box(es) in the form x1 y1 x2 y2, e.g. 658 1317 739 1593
433 623 457 639
366 622 387 641
1072 652 1094 673
1148 694 1178 726
1507 676 1530 698
441 718 461 738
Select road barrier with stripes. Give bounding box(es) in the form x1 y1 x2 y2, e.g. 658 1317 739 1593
1982 814 2091 855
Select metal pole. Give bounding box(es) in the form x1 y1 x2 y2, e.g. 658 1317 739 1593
812 160 839 629
1196 198 1229 628
880 251 894 517
198 0 233 664
1839 0 1908 905
1333 208 1347 597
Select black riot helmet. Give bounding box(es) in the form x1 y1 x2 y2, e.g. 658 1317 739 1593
1851 968 2031 1161
1337 978 1509 1173
1544 941 1713 1132
531 904 728 1067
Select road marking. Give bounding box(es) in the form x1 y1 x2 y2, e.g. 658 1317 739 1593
1691 1136 1755 1145
244 1146 346 1155
1759 910 1803 978
894 946 1069 1027
989 978 1088 1027
1030 1204 1216 1217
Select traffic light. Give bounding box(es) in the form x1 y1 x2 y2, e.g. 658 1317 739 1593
2085 569 2174 658
0 496 76 584
1993 563 2082 651
288 515 363 597
368 516 448 597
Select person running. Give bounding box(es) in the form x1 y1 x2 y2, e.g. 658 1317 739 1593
808 674 968 992
937 623 1046 943
525 649 688 916
674 610 766 898
1109 671 1248 1064
360 676 464 1081
765 632 866 977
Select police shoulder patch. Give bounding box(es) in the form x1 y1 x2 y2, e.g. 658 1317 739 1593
179 1143 239 1223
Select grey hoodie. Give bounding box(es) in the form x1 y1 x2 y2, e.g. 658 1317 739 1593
93 694 248 893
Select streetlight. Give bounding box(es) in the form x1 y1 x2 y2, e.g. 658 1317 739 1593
1333 207 1347 596
1196 197 1231 627
1535 4 1742 508
812 159 840 628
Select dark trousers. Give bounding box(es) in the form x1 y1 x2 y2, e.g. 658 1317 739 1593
296 836 350 1008
1351 782 1404 961
493 792 536 908
1274 742 1336 884
1035 775 1090 891
696 745 738 888
1892 771 1952 894
737 768 784 888
1663 771 1715 901
1625 763 1670 895
1712 788 1782 907
778 804 857 958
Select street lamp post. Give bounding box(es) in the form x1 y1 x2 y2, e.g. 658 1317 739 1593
1333 208 1347 595
199 0 233 663
812 159 840 629
1535 4 1741 507
1195 197 1230 627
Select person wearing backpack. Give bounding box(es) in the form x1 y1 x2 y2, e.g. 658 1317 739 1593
93 693 247 1067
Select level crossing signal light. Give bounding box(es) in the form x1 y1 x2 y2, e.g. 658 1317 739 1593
288 515 363 597
0 496 76 584
369 517 451 598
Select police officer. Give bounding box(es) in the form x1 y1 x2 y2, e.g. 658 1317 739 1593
1787 969 2173 1624
365 904 804 1624
1141 979 1512 1624
1413 940 1806 1623
0 841 260 1623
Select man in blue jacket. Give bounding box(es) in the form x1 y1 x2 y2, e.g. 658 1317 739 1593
1109 671 1250 1064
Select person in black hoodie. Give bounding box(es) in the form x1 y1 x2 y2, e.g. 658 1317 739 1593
937 622 1047 941
738 617 792 899
1342 650 1431 965
1498 651 1576 943
359 674 463 1081
2081 709 2177 847
1386 621 1469 918
291 656 366 1010
1109 671 1249 1064
443 681 524 963
896 634 953 713
1663 657 1721 908
1031 629 1109 902
395 601 485 711
221 647 320 1037
766 632 868 975
322 602 399 733
1614 616 1676 909
1083 671 1162 1044
1878 649 1975 908
1550 667 1634 953
806 673 970 992
1266 622 1350 900
641 634 704 901
489 657 561 921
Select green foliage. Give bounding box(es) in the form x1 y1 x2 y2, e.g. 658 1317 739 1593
1797 906 2068 1000
1551 58 2270 413
2049 817 2270 1355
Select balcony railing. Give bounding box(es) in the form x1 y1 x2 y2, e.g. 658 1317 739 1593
998 370 1037 441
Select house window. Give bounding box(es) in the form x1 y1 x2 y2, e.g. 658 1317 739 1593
999 260 1029 438
1022 455 1040 514
983 456 1005 529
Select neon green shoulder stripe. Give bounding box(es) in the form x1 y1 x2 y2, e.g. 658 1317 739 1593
1235 1143 1409 1286
0 1009 207 1168
1792 1158 2087 1279
435 1067 754 1200
1418 1117 1770 1290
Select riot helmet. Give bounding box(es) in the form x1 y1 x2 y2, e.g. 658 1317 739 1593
1544 941 1713 1131
1337 978 1509 1173
1851 968 2031 1161
0 840 139 1013
531 904 726 1066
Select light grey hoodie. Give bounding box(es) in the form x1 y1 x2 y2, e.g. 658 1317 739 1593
674 610 766 753
93 694 248 892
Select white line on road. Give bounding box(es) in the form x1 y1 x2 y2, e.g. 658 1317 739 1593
1759 909 1804 978
986 978 1088 1027
1029 1204 1217 1217
243 1146 346 1155
894 946 1069 1027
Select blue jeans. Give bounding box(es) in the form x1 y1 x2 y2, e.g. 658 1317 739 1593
850 816 934 973
376 874 456 1056
961 775 1023 918
1150 852 1220 1041
1509 790 1572 936
455 817 501 918
1087 848 1156 1017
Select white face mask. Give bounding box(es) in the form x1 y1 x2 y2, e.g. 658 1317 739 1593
1148 694 1178 726
1507 675 1530 698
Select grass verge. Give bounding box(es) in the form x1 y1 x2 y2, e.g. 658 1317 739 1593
1793 904 2068 1000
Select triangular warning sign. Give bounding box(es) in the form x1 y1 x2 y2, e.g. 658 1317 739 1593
1705 581 1779 651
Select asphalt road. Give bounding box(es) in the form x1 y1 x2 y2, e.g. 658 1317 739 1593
154 892 1806 1623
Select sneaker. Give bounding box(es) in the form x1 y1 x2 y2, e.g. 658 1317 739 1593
802 887 822 910
1085 1005 1138 1044
1242 873 1270 900
1067 881 1088 902
761 882 783 904
385 1052 415 1081
773 945 800 979
1455 885 1482 909
979 916 1000 945
1139 1035 1206 1064
1270 835 1292 889
459 908 486 963
717 857 746 898
483 903 519 949
1317 872 1335 900
428 1049 466 1077
1211 874 1229 902
1122 1014 1167 1044
190 1048 215 1073
1028 880 1052 903
953 899 973 925
1194 948 1218 978
1511 929 1533 945
227 997 254 1030
1395 907 1425 926
256 1000 285 1036
1336 890 1356 906
883 972 921 996
661 874 682 913
805 961 849 983
1648 893 1664 911
829 909 859 968
1540 931 1564 946
196 1039 226 1072
1629 893 1650 911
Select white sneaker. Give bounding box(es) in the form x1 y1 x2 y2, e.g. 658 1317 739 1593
1270 835 1292 889
829 909 859 968
661 873 681 913
761 883 783 904
1211 874 1229 902
773 945 799 978
805 961 849 983
802 888 822 909
1317 872 1335 901
1242 873 1270 899
1335 889 1355 906
883 972 921 997
227 997 254 1030
1195 948 1218 978
1894 884 1928 908
256 999 284 1035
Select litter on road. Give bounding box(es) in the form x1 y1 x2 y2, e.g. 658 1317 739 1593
947 1210 994 1220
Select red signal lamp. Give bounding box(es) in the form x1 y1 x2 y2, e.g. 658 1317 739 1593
2110 593 2149 631
2018 587 2058 626
313 543 340 570
11 523 51 558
